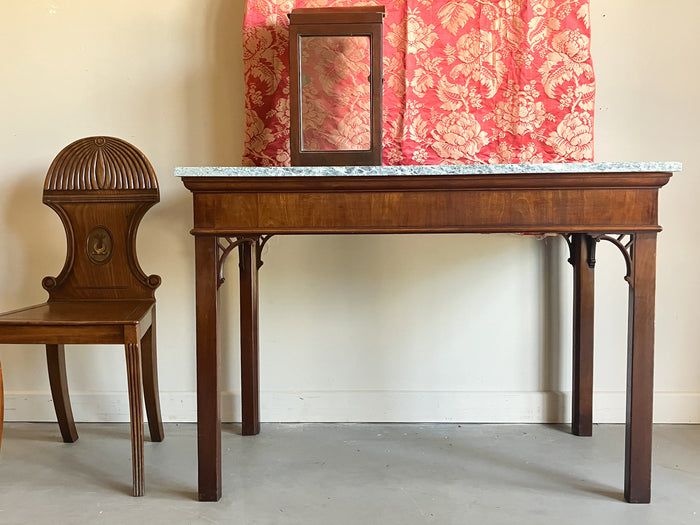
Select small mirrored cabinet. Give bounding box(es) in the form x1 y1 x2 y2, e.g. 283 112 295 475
288 6 385 166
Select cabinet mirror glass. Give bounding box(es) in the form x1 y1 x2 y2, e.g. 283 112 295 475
300 35 371 152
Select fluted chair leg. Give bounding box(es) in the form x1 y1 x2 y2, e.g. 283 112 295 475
125 341 145 497
46 344 79 443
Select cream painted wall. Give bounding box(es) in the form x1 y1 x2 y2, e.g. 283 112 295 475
0 1 697 424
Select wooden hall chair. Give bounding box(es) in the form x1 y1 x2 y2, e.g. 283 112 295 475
0 136 164 496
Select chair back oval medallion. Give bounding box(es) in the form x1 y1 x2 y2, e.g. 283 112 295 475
86 226 113 265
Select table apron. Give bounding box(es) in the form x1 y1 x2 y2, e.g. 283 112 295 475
191 188 660 234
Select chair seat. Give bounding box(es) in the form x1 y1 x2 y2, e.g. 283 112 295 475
0 300 154 345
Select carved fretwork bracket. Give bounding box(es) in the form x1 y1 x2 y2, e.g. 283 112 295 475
563 233 597 269
256 235 274 269
217 237 249 288
216 235 274 288
591 234 634 284
563 233 635 284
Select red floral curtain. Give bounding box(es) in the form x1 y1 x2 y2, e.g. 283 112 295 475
243 0 594 166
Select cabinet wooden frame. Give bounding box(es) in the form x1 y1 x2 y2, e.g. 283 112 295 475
288 6 385 166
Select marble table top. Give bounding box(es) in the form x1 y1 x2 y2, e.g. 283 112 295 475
176 162 682 178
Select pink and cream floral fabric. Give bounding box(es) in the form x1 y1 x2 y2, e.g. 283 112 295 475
243 0 594 166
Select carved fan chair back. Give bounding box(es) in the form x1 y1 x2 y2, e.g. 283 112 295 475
42 136 161 300
0 136 164 496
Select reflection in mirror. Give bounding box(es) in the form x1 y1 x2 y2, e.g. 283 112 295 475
300 36 371 151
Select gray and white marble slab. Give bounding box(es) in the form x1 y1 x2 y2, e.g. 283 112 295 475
176 162 682 178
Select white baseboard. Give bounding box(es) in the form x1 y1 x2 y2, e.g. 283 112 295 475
3 390 699 424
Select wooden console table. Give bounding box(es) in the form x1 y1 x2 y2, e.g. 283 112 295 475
178 162 679 503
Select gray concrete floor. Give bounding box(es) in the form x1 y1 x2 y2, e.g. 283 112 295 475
0 423 697 524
